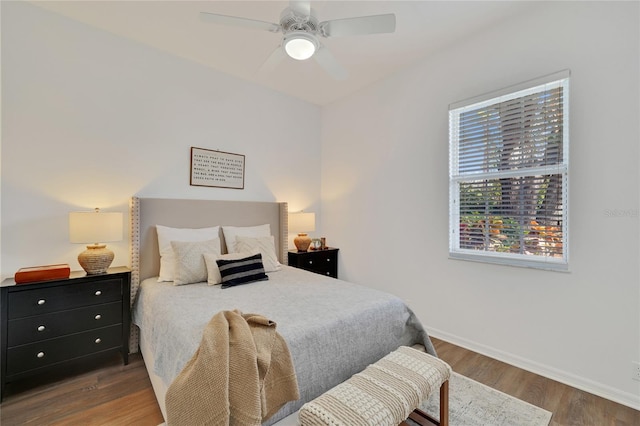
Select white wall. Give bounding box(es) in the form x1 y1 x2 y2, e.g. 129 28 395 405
321 1 640 409
1 1 322 277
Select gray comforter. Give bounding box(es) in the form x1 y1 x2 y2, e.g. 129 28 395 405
132 265 436 424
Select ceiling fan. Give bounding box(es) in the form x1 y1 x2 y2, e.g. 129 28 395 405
199 1 396 80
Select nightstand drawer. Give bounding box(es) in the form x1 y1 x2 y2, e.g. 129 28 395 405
7 302 122 347
6 324 123 376
7 279 122 319
302 257 335 276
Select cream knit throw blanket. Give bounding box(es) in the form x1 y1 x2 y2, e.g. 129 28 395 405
299 346 451 426
165 310 299 425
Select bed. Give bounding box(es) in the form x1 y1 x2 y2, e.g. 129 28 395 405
129 197 436 425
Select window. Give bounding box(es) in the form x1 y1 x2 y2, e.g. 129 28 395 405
449 71 569 271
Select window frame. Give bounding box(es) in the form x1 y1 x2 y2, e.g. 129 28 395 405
448 70 570 271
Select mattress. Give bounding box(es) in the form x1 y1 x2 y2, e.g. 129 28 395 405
132 265 436 424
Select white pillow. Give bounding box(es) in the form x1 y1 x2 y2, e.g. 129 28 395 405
156 225 220 282
171 239 221 286
204 250 260 285
222 224 271 254
235 235 281 273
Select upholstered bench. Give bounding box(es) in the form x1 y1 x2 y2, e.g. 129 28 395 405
298 346 451 426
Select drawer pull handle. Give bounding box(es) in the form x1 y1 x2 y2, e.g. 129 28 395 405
326 259 331 262
37 299 46 305
37 352 45 358
326 272 330 275
37 325 46 332
308 261 313 265
95 314 102 320
95 338 102 344
95 290 102 296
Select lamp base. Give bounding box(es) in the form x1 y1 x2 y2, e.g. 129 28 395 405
294 233 312 252
78 244 114 275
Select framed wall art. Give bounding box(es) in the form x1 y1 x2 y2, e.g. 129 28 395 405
190 147 245 189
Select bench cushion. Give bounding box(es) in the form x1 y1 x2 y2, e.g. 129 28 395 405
299 346 451 426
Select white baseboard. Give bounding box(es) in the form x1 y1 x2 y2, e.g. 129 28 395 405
427 327 640 411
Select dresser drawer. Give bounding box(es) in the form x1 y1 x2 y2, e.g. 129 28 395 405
8 279 122 319
7 302 122 347
6 324 123 376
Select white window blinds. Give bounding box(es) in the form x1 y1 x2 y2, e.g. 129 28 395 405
449 71 569 271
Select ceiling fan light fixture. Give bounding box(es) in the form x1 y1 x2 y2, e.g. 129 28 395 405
284 32 318 60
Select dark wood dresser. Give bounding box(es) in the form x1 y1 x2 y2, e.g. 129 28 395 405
0 266 131 400
288 248 339 278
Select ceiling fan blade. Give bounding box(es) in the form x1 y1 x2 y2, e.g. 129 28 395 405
313 47 348 80
289 0 311 19
320 14 396 37
199 12 280 33
259 46 286 73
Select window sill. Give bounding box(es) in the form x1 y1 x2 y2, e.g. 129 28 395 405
449 252 569 272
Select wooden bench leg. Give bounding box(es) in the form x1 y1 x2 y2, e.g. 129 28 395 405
440 380 449 426
405 380 449 426
408 410 437 425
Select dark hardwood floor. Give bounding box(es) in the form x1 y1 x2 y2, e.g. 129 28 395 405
432 338 639 426
0 353 164 426
1 338 638 425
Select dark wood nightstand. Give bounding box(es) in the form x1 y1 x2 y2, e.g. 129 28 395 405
0 266 131 400
288 248 339 278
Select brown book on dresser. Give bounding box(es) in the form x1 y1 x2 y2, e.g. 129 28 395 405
14 264 71 284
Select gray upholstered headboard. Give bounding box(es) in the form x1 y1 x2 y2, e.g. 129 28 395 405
131 197 288 282
128 197 288 352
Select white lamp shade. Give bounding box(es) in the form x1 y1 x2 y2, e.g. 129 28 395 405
289 212 316 233
69 211 123 244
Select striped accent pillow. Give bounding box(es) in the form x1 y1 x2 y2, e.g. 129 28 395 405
216 253 269 289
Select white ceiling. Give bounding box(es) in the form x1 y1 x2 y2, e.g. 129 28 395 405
30 1 541 106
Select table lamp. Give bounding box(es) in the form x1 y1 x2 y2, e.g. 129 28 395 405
289 212 315 252
69 208 123 274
